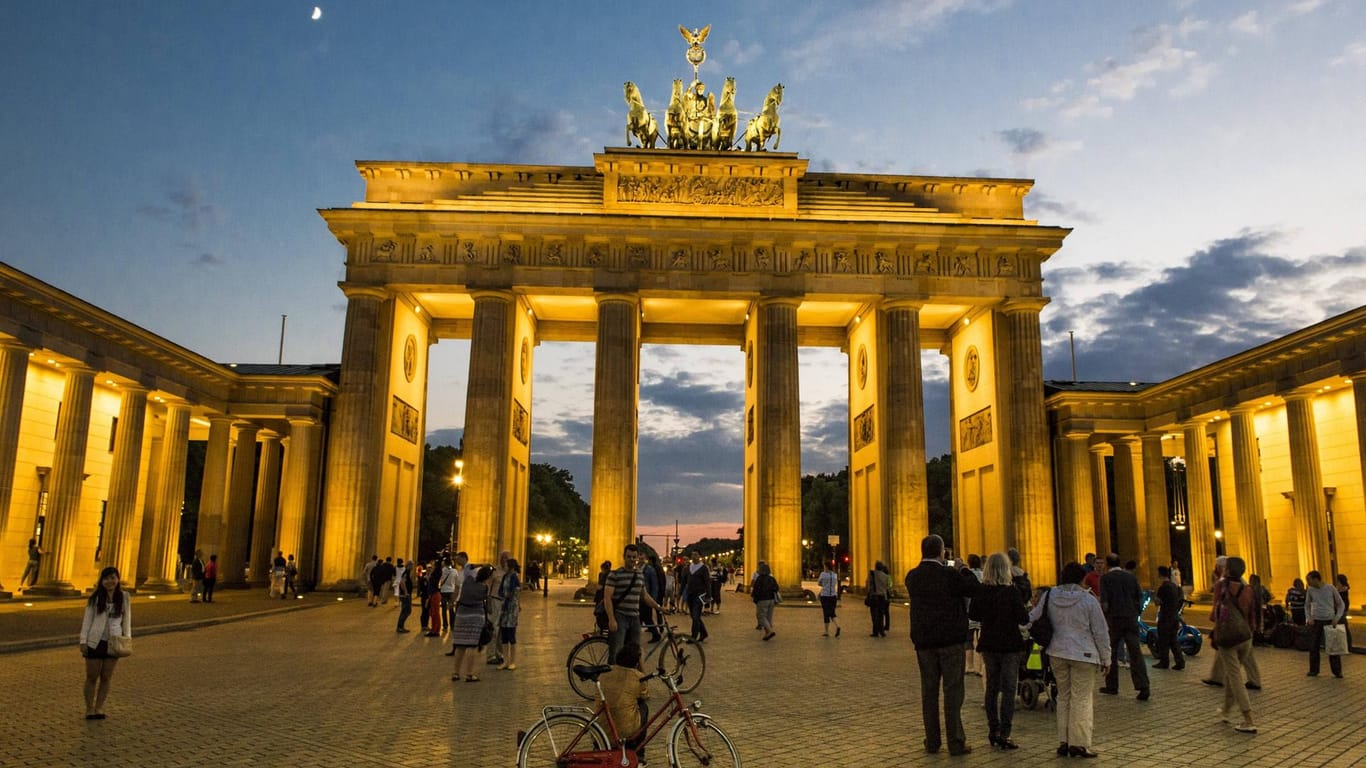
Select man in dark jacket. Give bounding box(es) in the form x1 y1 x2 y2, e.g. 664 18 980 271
1098 552 1150 699
905 534 981 756
1151 565 1185 670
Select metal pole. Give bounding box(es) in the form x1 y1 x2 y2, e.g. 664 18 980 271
279 314 287 364
1068 330 1077 381
543 540 549 598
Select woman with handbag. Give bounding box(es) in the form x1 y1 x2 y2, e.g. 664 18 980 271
1029 562 1110 758
451 565 493 682
1211 556 1259 733
865 561 891 637
79 566 132 720
970 553 1030 750
496 559 521 671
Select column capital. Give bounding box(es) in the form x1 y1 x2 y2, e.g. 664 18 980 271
287 415 320 427
114 383 151 397
469 288 515 304
206 413 236 425
0 337 33 354
882 297 927 312
1113 434 1143 448
1088 442 1113 456
594 292 640 307
1179 416 1211 429
757 295 804 309
998 296 1050 315
1282 388 1319 403
62 362 99 378
258 429 282 443
1228 403 1261 416
338 283 390 301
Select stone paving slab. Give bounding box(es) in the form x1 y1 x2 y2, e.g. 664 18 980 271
1 581 1363 767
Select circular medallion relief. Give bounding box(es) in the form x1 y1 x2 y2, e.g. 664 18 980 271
964 346 980 392
402 335 417 382
746 341 754 387
857 344 869 390
519 338 530 384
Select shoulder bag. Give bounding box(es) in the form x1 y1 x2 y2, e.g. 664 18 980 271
107 635 133 658
1028 589 1054 649
1212 583 1252 649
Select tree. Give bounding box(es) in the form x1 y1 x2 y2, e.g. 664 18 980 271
802 469 850 567
526 463 590 541
418 443 463 559
926 454 953 545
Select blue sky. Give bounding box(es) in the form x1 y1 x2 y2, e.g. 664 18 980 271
3 1 1364 541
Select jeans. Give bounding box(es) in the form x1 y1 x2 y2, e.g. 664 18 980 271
20 559 39 587
867 594 890 635
396 594 412 630
202 578 216 603
916 645 967 753
982 651 1022 738
689 596 708 640
1154 617 1184 667
441 592 455 631
609 614 643 665
1309 621 1343 676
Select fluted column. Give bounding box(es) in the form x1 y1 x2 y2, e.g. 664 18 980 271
459 290 516 566
1112 437 1147 580
1056 433 1096 564
218 423 259 588
1089 444 1112 556
31 364 96 595
277 417 323 584
756 297 802 588
1229 406 1271 583
0 340 31 596
1140 433 1172 583
588 294 640 575
882 300 927 582
996 299 1056 581
1285 392 1331 578
139 401 191 591
1351 375 1366 535
319 286 393 589
1182 420 1218 595
247 431 283 587
101 386 149 582
194 415 233 556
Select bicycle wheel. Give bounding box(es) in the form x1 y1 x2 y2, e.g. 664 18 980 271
660 636 706 694
517 713 610 768
566 635 611 699
668 713 740 768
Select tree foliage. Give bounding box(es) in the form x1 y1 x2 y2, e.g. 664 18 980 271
527 462 590 540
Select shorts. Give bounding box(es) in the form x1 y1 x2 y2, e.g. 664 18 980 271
85 641 112 660
500 627 517 645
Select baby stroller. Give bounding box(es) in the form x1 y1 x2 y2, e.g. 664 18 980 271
1017 640 1057 711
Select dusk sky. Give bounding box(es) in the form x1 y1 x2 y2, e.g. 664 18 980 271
3 2 1364 545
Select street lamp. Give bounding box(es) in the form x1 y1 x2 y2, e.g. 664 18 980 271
535 533 553 597
450 458 464 555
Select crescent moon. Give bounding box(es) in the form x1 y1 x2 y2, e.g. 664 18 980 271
311 7 322 20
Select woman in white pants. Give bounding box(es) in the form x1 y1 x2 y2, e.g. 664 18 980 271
1030 562 1110 759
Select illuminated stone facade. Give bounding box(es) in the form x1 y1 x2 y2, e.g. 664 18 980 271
1046 307 1366 599
0 263 334 598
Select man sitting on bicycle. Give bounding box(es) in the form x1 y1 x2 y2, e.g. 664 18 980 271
599 643 650 763
604 543 663 665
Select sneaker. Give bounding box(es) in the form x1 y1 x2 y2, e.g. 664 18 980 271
1201 679 1223 687
1136 688 1151 701
1245 682 1261 690
1234 724 1257 734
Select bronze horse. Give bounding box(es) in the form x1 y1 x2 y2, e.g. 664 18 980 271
743 83 783 152
623 81 659 149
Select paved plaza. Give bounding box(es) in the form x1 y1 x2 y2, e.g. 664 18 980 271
2 582 1364 767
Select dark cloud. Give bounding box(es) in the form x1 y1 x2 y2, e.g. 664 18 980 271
137 179 221 231
190 253 223 269
640 371 744 418
1027 191 1099 224
997 128 1048 157
1041 231 1366 381
476 105 599 165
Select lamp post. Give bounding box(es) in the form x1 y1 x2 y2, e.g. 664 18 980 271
535 533 553 598
450 459 465 555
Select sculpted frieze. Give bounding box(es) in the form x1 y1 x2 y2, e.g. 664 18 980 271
616 174 784 207
959 406 993 451
854 405 876 451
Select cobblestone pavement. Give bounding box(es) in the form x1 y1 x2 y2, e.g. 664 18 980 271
2 582 1363 767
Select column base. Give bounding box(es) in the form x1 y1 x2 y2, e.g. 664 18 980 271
137 578 182 594
316 578 363 593
0 588 12 600
23 582 82 597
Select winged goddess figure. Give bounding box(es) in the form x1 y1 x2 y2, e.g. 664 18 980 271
680 24 711 77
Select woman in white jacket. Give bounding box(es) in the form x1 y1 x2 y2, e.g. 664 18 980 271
79 566 131 720
1030 562 1110 759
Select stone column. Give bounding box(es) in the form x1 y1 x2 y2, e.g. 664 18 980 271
247 431 283 587
1089 444 1113 557
756 297 803 589
996 299 1056 581
460 290 516 566
1056 433 1096 564
0 340 30 596
1228 405 1271 583
1182 420 1218 595
588 294 640 575
218 423 259 588
319 286 393 589
882 300 927 583
1351 374 1366 539
1112 437 1147 579
1140 433 1172 584
277 417 323 584
30 364 96 595
194 415 233 557
1285 392 1331 577
139 401 191 591
101 386 149 583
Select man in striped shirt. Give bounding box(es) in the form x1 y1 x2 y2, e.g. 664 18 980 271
603 543 662 666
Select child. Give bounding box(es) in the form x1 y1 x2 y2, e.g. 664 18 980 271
597 643 650 763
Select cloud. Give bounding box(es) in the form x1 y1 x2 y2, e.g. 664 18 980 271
994 128 1082 162
718 39 764 66
1026 191 1098 224
137 178 221 231
1230 11 1262 36
190 253 224 269
1040 231 1366 381
475 105 598 165
1330 38 1366 68
785 0 1011 76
